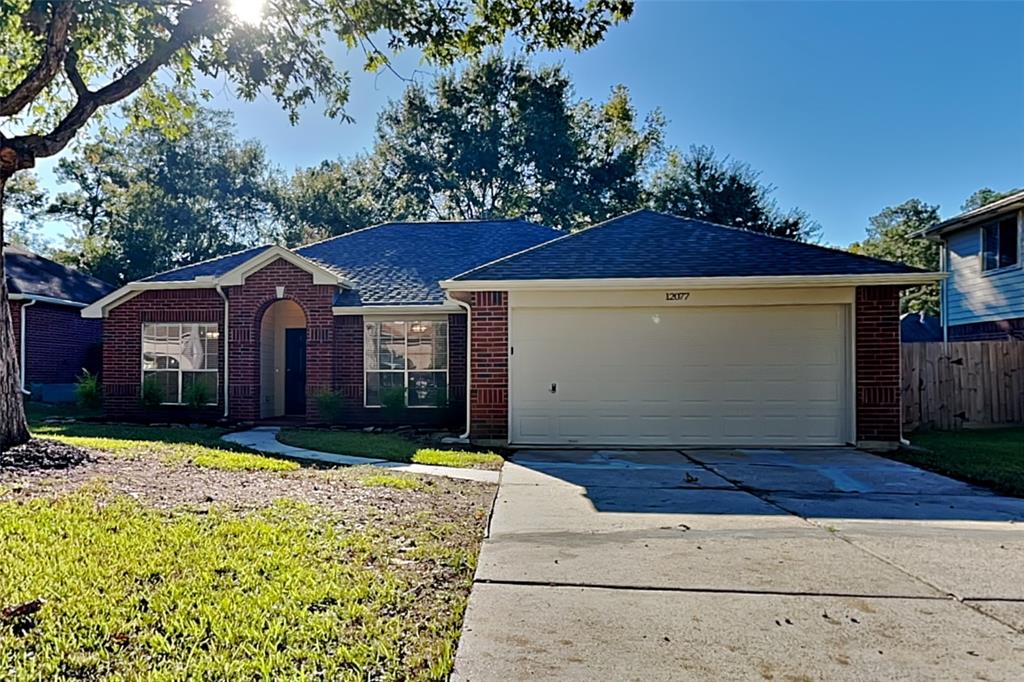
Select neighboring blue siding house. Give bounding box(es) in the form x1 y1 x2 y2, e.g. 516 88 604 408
921 190 1024 341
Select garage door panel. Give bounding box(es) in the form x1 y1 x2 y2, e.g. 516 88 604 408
510 305 849 446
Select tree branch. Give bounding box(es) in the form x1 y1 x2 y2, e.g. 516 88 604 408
0 1 77 117
6 0 217 164
64 46 90 98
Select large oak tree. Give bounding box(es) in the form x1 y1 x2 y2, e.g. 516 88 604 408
0 0 632 450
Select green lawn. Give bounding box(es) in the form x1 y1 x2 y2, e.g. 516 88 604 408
278 429 504 470
898 427 1024 498
30 420 297 473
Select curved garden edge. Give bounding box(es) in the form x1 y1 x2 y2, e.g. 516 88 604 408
222 428 502 484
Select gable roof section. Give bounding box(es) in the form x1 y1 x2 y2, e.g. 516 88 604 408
141 245 273 282
447 210 935 286
295 219 560 307
4 244 115 306
920 189 1024 240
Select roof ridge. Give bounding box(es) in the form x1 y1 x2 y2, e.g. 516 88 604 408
295 217 553 252
449 210 652 280
668 211 930 273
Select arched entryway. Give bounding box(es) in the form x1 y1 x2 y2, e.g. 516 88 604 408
259 299 307 418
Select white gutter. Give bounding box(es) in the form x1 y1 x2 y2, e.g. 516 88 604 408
441 272 947 292
450 296 472 440
19 299 36 394
332 304 462 316
215 284 230 418
9 293 88 308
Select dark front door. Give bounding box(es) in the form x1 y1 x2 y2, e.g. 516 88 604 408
284 328 307 415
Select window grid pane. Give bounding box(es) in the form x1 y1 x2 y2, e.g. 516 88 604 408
142 322 219 405
364 319 450 408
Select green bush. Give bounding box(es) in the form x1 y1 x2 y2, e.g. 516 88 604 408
380 387 406 421
141 375 166 408
182 379 214 408
314 390 346 424
74 369 102 409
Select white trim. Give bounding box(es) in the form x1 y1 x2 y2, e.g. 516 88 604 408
332 304 462 316
82 247 350 319
19 299 36 394
9 293 89 308
217 245 349 287
442 273 946 292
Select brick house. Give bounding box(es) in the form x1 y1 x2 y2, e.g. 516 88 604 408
84 211 941 450
5 243 115 402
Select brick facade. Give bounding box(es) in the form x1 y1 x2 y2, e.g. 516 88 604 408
100 257 465 427
224 259 336 422
949 316 1024 342
102 288 225 418
459 291 509 441
21 301 103 386
855 286 902 444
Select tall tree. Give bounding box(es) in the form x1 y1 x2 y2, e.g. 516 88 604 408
368 55 664 231
3 172 48 251
0 0 633 450
274 157 381 243
50 105 283 284
849 199 940 315
647 145 820 241
961 186 1021 212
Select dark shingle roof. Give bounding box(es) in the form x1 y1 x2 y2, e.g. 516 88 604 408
142 245 273 282
452 210 923 281
296 220 561 306
4 244 115 305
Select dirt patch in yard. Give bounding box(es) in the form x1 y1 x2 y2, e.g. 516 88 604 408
1 451 494 527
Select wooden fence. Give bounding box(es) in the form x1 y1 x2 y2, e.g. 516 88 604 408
902 341 1024 432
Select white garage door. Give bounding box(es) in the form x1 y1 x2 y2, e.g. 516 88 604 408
510 305 850 446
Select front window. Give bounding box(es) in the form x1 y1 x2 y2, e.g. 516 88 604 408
982 216 1020 271
364 320 448 407
142 323 219 405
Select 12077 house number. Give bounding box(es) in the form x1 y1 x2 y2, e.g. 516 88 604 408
665 291 690 301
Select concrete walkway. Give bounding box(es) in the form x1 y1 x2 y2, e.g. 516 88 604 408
452 448 1024 681
222 427 500 483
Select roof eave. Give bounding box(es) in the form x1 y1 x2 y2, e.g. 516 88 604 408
919 198 1024 240
441 272 946 292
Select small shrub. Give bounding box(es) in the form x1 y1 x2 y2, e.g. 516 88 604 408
380 387 406 421
315 391 346 424
182 380 214 408
141 375 165 408
360 473 425 491
74 369 102 409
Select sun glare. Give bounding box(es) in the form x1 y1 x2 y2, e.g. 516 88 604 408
230 0 265 25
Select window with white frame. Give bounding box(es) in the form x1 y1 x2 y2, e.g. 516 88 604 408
142 323 219 405
364 320 448 407
982 215 1020 271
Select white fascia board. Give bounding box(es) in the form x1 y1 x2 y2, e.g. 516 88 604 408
9 293 89 308
218 245 350 287
332 304 463 316
440 273 947 292
81 282 214 318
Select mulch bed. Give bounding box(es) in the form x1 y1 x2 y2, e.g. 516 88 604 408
0 438 93 471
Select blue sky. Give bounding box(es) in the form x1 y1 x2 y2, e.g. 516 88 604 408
34 0 1024 246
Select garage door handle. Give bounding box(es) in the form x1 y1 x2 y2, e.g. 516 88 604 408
549 383 557 394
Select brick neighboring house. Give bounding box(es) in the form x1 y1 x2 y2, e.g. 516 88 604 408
84 211 941 450
5 243 116 402
919 189 1024 341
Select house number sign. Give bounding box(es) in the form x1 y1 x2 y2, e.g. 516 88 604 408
665 291 691 301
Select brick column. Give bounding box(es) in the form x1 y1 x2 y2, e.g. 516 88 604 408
855 286 902 448
463 291 509 442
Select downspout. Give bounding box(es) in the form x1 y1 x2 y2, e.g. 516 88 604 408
19 299 36 395
940 242 949 347
452 296 472 440
215 285 230 418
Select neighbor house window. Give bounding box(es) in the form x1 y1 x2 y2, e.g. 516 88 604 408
142 323 219 405
364 320 448 407
982 216 1020 271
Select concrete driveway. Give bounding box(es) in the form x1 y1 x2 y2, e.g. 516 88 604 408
452 448 1024 681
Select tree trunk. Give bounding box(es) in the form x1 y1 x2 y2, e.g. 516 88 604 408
0 173 31 451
